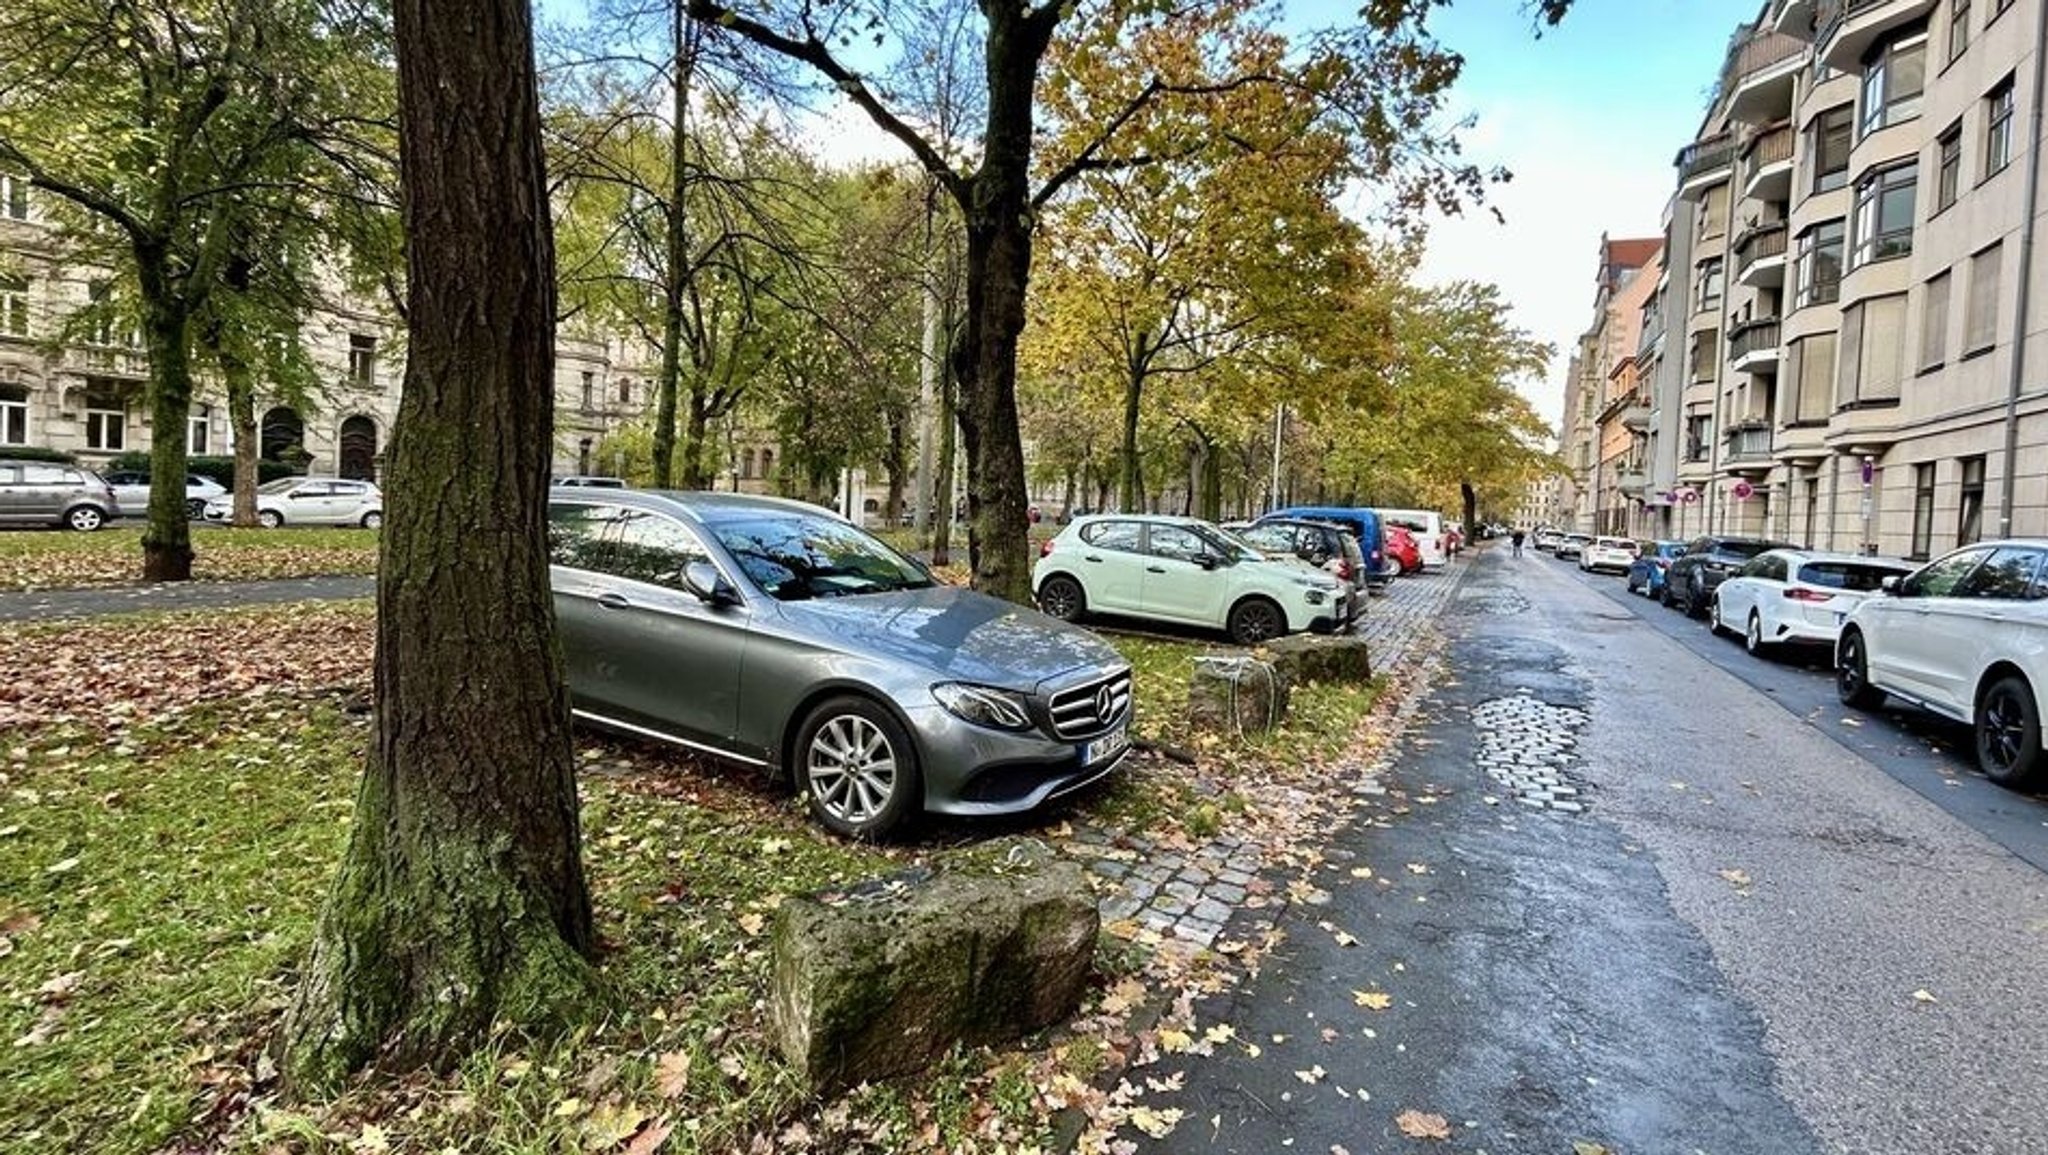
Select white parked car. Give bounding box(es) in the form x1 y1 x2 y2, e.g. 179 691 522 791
1711 549 1914 656
201 477 383 528
1578 536 1640 574
103 470 227 519
1554 532 1592 560
1032 514 1348 645
1378 508 1448 568
1836 540 2048 790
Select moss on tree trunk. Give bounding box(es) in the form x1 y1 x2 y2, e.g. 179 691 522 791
280 0 599 1092
138 288 195 582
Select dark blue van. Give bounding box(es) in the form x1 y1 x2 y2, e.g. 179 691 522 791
1261 506 1390 594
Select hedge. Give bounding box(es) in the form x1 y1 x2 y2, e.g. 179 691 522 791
104 451 300 487
1 446 81 464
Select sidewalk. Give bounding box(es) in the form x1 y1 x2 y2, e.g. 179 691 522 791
0 575 374 622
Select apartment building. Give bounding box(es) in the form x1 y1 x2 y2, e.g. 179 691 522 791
1626 0 2046 558
1558 233 1661 532
0 179 659 482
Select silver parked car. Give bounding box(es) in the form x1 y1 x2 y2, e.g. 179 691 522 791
0 459 119 530
547 490 1135 838
201 477 382 528
104 470 227 520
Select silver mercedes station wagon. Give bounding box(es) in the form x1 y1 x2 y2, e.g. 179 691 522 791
547 490 1135 838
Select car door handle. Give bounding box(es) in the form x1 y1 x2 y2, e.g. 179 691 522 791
1146 565 1167 573
595 591 632 610
1084 554 1103 563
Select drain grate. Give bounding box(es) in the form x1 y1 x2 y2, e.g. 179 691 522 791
1470 693 1590 812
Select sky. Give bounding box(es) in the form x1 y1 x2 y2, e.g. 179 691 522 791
651 0 1764 434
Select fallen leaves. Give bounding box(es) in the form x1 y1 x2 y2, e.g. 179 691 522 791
1293 1064 1327 1084
1127 1104 1184 1139
0 527 377 591
1717 868 1753 889
1317 920 1359 947
1912 988 1938 1004
1352 989 1393 1011
1394 1109 1452 1140
653 1051 690 1099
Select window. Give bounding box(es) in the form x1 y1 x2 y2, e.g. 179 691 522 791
580 370 594 413
1954 546 2044 598
83 280 135 347
1935 124 1962 212
1695 258 1724 312
1146 525 1210 563
1812 106 1853 193
1837 295 1907 405
1905 547 1989 595
0 384 26 445
1793 220 1844 308
84 386 124 451
1920 271 1951 369
1910 463 1937 559
0 173 26 221
738 448 753 480
1804 477 1820 547
1079 520 1142 552
1851 163 1917 266
348 334 376 388
0 274 26 337
1985 77 2015 178
1966 242 2002 353
606 510 712 589
619 379 633 405
1698 184 1729 240
1947 0 1970 62
1958 456 1985 545
1859 32 1926 138
1788 333 1836 423
188 404 210 456
1690 330 1719 382
1993 0 2014 15
547 502 622 570
1684 414 1713 461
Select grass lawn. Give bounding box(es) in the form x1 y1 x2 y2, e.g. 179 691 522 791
0 526 378 590
0 602 1388 1153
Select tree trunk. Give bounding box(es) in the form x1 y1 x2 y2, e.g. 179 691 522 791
1200 441 1222 522
1118 341 1147 513
137 281 195 582
651 8 697 489
1461 481 1478 538
883 411 908 527
931 372 957 566
680 388 711 489
228 365 259 528
281 0 598 1091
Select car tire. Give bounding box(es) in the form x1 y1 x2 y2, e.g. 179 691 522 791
795 696 921 839
63 505 105 532
186 498 206 520
258 510 283 529
1975 676 2045 790
1227 596 1285 646
1684 578 1708 620
1744 611 1772 657
1036 574 1086 622
361 510 383 529
1836 629 1885 710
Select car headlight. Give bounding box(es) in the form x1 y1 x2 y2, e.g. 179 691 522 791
931 683 1034 731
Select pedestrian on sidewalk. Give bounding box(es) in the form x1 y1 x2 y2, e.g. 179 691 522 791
1511 527 1525 557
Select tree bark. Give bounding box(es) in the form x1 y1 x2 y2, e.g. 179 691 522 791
226 359 259 528
1461 481 1478 538
281 0 598 1091
931 370 957 566
680 388 710 489
136 271 195 582
1118 339 1148 513
651 7 698 489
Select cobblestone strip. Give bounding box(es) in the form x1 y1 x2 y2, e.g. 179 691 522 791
1470 692 1591 812
1068 558 1476 947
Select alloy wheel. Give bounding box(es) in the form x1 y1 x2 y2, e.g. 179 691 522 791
1229 599 1282 645
1037 576 1083 621
806 714 899 826
1746 613 1765 656
1980 687 2027 775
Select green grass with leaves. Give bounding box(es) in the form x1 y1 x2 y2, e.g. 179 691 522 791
0 526 379 589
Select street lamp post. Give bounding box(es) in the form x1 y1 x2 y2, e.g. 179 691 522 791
1859 455 1876 556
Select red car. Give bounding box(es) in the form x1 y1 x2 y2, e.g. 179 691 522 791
1384 524 1423 576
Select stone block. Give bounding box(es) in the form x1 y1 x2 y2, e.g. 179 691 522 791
1188 655 1289 735
769 839 1097 1092
1260 633 1373 687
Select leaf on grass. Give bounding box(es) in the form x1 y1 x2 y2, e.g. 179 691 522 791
654 1051 690 1099
736 912 766 937
581 1102 648 1148
1352 990 1392 1011
1127 1105 1183 1139
1393 1109 1452 1140
350 1124 391 1154
624 1118 675 1155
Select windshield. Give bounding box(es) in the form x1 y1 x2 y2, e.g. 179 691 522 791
1207 526 1266 563
1718 540 1778 560
257 478 302 494
706 512 933 601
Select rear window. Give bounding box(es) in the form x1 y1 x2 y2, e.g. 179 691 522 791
1080 520 1142 552
1716 540 1774 560
1798 561 1911 591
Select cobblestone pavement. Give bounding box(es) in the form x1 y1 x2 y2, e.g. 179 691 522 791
1068 557 1475 946
1471 693 1591 812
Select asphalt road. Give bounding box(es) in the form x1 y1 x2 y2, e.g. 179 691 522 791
1141 546 2048 1154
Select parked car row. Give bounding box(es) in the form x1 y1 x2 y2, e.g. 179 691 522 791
0 457 383 531
1562 527 2048 794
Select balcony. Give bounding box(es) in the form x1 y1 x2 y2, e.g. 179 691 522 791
1774 0 1819 38
1615 467 1649 492
1816 0 1938 73
1740 122 1795 200
1730 317 1782 372
1675 134 1735 200
1723 423 1775 472
1735 222 1788 287
1621 404 1652 432
1721 28 1807 124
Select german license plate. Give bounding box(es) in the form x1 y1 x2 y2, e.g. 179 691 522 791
1082 725 1130 766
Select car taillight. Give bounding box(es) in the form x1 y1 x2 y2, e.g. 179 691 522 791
1039 538 1055 558
1785 587 1834 602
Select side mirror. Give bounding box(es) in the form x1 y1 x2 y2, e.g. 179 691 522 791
683 560 740 606
1193 553 1220 570
1881 575 1903 597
